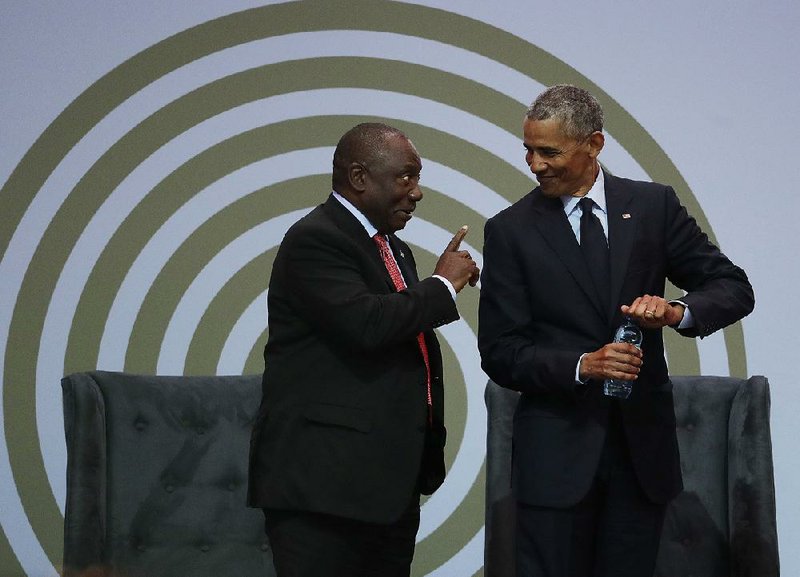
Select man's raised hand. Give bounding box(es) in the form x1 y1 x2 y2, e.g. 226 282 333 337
434 225 480 292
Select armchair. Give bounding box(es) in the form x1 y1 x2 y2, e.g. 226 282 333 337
484 375 779 577
62 371 274 577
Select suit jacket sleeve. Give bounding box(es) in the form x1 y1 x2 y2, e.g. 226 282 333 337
660 186 754 337
277 213 458 352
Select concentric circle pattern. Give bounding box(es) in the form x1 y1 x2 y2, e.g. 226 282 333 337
0 2 748 575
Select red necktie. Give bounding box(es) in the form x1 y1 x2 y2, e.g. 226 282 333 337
373 234 433 424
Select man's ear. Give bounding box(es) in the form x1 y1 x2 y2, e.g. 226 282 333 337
588 131 605 159
349 162 367 192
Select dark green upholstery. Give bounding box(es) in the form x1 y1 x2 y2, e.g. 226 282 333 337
62 371 274 577
484 375 780 577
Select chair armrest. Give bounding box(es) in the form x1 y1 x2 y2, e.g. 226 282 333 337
728 375 780 575
62 372 110 575
484 380 520 577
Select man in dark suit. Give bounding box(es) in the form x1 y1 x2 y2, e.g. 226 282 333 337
478 85 754 577
248 122 480 577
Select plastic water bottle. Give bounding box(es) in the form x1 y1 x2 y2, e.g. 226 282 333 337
603 317 643 399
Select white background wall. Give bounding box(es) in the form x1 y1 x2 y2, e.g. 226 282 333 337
2 1 798 575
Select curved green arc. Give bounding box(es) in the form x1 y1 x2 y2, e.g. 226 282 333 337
0 0 748 571
0 0 700 251
3 0 747 386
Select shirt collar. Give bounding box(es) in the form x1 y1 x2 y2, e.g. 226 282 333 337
561 166 606 215
331 190 379 238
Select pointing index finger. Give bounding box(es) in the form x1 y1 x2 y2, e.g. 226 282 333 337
445 225 469 252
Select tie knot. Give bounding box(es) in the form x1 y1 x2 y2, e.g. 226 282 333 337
373 233 388 247
578 197 595 214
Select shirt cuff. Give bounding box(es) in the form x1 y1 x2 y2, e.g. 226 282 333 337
432 275 457 301
669 299 694 329
575 353 588 385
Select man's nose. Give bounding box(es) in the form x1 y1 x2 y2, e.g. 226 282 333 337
409 184 423 201
527 151 546 173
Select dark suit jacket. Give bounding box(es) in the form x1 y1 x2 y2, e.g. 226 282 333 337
478 171 754 508
248 194 459 524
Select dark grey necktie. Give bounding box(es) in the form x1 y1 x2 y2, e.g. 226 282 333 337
579 197 610 308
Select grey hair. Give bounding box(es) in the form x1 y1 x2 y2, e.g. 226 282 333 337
526 84 604 140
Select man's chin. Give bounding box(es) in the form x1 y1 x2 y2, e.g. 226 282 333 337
392 211 412 230
538 184 563 199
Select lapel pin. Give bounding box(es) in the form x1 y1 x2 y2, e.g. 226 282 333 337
622 213 631 219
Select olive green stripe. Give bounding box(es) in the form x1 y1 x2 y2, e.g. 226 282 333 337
0 0 305 254
724 323 748 378
0 525 27 577
184 249 276 376
414 467 486 576
413 339 482 574
245 330 268 376
0 0 521 255
436 319 469 470
402 197 485 335
123 182 325 373
2 367 62 566
62 116 344 374
664 328 701 376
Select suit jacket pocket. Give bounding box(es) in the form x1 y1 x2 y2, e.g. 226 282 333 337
303 402 372 433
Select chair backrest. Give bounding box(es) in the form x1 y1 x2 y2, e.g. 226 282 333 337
62 371 275 577
484 375 779 577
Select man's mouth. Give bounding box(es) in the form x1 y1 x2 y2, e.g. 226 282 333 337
536 175 558 187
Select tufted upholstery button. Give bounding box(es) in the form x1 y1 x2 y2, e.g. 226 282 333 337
200 544 210 552
165 485 174 493
197 427 206 435
227 482 236 491
134 419 147 431
136 544 146 553
686 423 695 432
261 542 270 552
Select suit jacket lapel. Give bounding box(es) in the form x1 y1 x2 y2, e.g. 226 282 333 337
388 235 418 287
529 191 607 320
321 194 395 292
605 172 638 319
